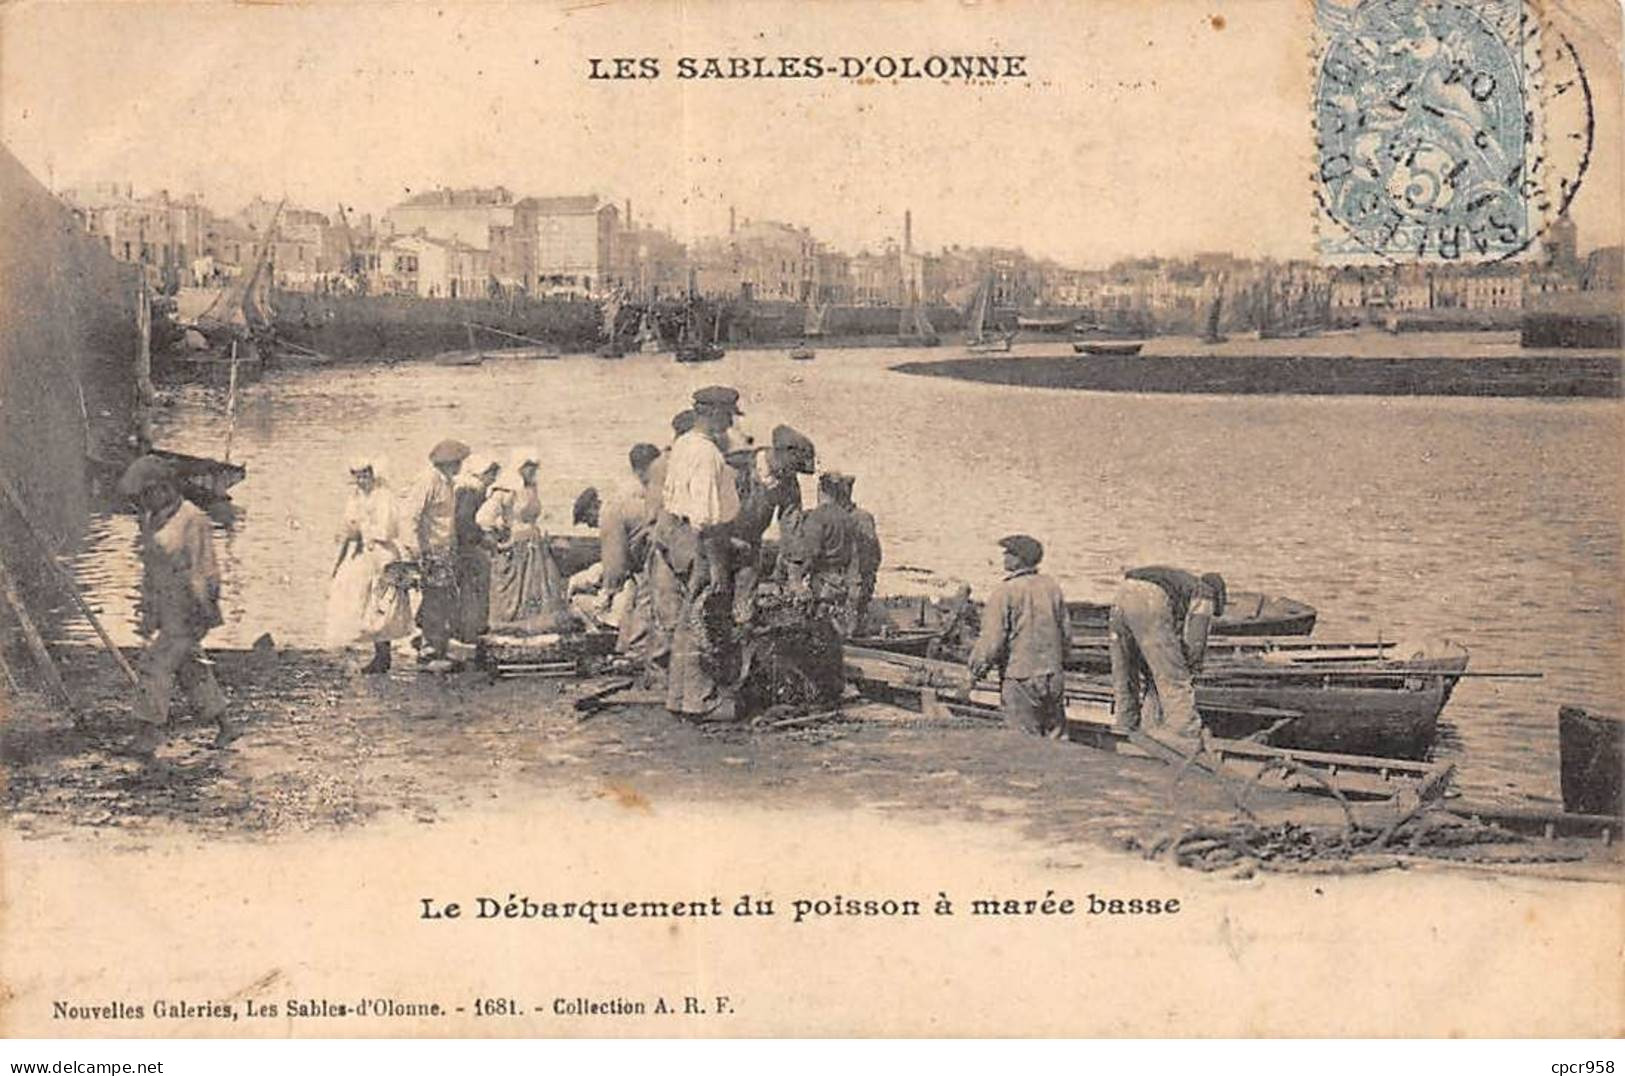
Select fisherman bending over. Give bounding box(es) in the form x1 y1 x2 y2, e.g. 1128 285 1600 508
1108 565 1226 748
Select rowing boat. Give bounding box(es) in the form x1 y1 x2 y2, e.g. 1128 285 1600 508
844 644 1463 772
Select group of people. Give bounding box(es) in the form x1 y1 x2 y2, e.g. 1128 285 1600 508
114 389 1221 755
320 383 883 720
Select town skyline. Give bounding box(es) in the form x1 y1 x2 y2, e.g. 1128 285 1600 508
4 0 1621 269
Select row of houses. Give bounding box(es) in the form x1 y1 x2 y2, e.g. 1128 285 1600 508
60 183 1622 318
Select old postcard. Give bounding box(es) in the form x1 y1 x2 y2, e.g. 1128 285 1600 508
1 0 1621 1040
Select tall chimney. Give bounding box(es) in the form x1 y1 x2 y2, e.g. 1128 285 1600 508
904 209 912 254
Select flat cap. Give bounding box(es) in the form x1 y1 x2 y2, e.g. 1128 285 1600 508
771 425 816 473
116 454 177 497
572 486 601 525
429 438 470 465
692 385 743 415
818 471 854 496
671 409 696 435
999 534 1044 566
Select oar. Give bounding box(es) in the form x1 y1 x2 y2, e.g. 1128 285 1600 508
1197 668 1541 680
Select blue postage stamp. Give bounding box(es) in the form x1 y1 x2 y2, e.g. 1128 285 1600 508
1314 0 1536 263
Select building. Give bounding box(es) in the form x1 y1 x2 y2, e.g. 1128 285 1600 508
1583 246 1622 294
514 195 620 296
59 183 206 286
376 233 489 298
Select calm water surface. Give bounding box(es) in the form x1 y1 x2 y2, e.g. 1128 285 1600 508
68 343 1624 802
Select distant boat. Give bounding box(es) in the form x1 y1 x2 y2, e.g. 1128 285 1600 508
897 287 939 348
1202 277 1228 345
964 275 1017 353
803 291 829 338
637 311 663 353
1016 314 1077 332
788 343 816 361
676 301 725 363
432 349 483 367
1073 340 1143 356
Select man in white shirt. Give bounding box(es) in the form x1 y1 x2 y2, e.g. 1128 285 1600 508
656 385 743 718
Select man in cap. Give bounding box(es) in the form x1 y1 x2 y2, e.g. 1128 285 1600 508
1108 565 1227 749
781 472 861 633
729 423 814 623
656 385 743 717
967 535 1070 739
453 453 500 650
117 455 237 753
408 438 469 666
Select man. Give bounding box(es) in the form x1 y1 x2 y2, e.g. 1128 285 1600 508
657 386 743 718
408 438 468 667
643 409 698 678
729 423 814 622
834 473 882 630
782 472 861 634
967 535 1069 739
1108 565 1227 747
569 444 662 657
453 453 500 650
117 455 237 754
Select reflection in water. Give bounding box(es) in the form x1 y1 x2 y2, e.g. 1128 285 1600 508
63 346 1624 801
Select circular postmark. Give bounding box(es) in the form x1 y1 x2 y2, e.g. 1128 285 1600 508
1313 0 1593 263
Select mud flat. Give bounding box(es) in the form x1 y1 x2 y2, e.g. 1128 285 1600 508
895 350 1622 398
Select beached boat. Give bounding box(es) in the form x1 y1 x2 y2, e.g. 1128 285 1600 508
788 344 817 361
481 345 559 361
1558 706 1622 817
844 644 1465 762
431 348 483 366
1074 340 1144 356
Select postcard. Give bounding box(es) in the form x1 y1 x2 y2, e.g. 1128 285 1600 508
0 0 1620 1039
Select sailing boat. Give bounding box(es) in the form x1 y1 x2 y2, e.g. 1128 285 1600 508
897 284 940 348
803 290 829 337
1202 275 1228 345
675 300 725 363
596 290 626 358
964 275 1016 353
178 201 286 381
637 310 663 353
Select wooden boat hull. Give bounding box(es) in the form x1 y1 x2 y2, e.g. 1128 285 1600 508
845 645 1460 765
1067 593 1317 638
966 337 1014 353
1074 341 1144 356
788 347 816 361
482 345 559 361
1559 706 1623 816
431 349 482 366
675 345 725 363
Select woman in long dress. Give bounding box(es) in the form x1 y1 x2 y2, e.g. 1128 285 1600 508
476 448 574 633
324 459 413 671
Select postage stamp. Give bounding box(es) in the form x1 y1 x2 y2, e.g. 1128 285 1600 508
1313 0 1594 263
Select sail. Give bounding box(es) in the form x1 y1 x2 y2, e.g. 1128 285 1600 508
197 199 283 335
967 277 990 340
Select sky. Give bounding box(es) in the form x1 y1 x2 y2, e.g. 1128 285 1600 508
1 0 1619 266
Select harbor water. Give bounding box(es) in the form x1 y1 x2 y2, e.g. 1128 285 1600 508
64 343 1624 804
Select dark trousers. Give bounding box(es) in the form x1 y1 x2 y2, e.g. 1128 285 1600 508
1001 672 1067 738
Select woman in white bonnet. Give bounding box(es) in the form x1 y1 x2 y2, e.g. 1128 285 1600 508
324 457 413 672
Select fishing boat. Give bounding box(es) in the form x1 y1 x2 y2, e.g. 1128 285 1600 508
1201 276 1228 345
1068 592 1317 637
1558 706 1622 817
482 345 559 361
1016 314 1078 333
803 290 829 338
844 643 1466 762
897 286 940 348
964 275 1017 353
788 344 817 361
675 301 725 363
1073 340 1144 356
431 348 483 367
1071 321 1144 356
636 311 663 354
